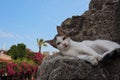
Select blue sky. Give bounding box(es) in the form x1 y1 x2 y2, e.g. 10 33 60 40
0 0 90 53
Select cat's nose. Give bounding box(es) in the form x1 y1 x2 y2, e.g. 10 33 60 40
63 43 67 47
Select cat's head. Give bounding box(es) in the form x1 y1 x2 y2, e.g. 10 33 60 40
46 26 71 51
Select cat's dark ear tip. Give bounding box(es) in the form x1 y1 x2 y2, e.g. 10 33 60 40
56 26 66 35
56 26 61 30
57 26 59 27
45 40 57 48
45 40 52 43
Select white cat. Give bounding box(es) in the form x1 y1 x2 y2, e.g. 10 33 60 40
46 27 120 65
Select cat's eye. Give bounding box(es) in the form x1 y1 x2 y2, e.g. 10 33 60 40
63 37 66 40
57 42 60 45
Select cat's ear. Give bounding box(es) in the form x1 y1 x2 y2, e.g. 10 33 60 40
45 40 57 48
57 26 65 35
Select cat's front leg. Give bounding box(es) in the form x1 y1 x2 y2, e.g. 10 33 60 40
88 56 99 65
82 47 103 61
77 55 98 65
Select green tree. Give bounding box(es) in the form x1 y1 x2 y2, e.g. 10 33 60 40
37 38 47 53
8 43 26 59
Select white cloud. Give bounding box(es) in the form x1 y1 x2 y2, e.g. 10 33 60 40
0 30 22 38
0 31 14 38
0 30 36 40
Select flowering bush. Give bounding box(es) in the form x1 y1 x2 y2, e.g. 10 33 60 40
0 61 38 79
0 62 7 76
26 52 43 65
0 42 45 80
6 62 17 76
0 52 44 80
33 53 43 64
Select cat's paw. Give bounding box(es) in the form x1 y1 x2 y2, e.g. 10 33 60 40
91 60 98 65
89 56 98 65
96 55 103 61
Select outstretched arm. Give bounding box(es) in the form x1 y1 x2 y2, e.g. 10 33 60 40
81 46 103 61
77 55 98 65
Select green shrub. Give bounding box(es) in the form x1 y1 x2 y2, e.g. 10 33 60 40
8 43 26 60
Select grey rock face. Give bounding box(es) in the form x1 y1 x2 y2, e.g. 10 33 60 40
61 0 120 44
37 0 120 80
37 50 120 80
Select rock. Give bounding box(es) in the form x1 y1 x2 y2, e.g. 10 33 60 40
61 0 120 43
37 49 120 80
37 0 120 80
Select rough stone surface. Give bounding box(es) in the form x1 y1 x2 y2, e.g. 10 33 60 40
37 49 120 80
61 0 120 44
37 0 120 80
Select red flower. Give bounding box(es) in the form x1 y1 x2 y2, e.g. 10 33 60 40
33 52 43 64
6 62 16 76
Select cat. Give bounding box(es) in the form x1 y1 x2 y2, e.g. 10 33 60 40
46 26 120 65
